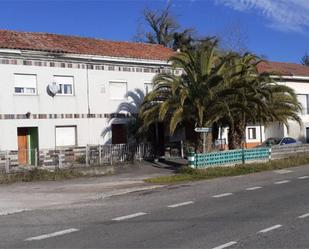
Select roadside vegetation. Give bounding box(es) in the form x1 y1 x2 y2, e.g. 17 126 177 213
134 5 302 152
145 155 309 184
0 166 113 184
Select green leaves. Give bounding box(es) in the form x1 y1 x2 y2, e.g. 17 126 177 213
139 40 301 150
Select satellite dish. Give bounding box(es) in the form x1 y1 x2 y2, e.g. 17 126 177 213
47 82 60 97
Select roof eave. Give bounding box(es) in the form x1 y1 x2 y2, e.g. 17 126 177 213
0 48 171 65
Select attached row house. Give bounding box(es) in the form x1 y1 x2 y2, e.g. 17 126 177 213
220 61 309 148
0 30 174 164
0 30 309 165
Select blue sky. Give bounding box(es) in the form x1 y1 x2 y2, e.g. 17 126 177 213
0 0 308 63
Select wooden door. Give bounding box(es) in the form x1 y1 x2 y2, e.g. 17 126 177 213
18 128 28 165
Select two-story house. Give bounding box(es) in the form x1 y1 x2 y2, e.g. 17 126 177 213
219 61 309 148
0 30 174 164
1 29 308 163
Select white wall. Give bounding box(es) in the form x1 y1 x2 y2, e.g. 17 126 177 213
283 81 309 142
0 60 159 150
2 57 309 150
264 122 285 140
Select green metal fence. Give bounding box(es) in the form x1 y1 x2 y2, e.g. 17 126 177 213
190 147 271 168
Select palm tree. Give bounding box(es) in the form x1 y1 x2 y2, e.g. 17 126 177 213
217 53 302 149
139 43 302 151
139 40 226 150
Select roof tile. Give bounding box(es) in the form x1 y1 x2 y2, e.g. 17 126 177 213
257 61 309 77
0 30 174 61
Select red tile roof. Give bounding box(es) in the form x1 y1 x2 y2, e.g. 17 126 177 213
0 30 174 61
0 30 307 76
257 61 309 77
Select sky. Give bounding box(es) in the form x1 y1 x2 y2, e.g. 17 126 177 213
0 0 308 63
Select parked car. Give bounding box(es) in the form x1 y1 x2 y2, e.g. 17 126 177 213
258 137 302 147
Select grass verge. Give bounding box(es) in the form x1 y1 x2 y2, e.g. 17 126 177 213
0 166 113 184
145 155 309 184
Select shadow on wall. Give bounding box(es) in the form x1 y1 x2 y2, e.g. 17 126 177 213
101 89 145 145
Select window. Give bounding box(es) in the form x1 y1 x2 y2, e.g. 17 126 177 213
123 67 131 72
54 76 74 95
144 83 154 95
109 81 127 100
112 124 127 144
248 128 256 140
14 74 37 94
55 126 77 147
297 94 309 114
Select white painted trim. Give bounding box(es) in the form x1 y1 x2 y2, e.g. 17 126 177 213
61 54 170 66
298 176 309 179
0 209 30 216
274 170 293 174
212 193 233 198
25 228 79 241
211 241 237 249
112 212 147 221
271 75 309 81
274 180 290 184
0 48 21 54
246 186 262 191
168 201 194 208
258 224 282 233
298 213 309 219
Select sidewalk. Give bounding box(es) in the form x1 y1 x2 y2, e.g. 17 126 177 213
0 160 183 216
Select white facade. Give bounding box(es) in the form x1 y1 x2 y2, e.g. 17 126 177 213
1 47 309 152
0 50 171 150
219 76 309 147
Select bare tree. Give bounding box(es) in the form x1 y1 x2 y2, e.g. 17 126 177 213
218 21 249 55
145 5 179 47
301 53 309 66
134 4 196 50
172 29 195 51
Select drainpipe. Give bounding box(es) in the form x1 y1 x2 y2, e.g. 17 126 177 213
86 63 91 145
86 63 91 116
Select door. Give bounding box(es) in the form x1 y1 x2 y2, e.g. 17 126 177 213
29 127 39 165
111 124 127 144
17 128 29 165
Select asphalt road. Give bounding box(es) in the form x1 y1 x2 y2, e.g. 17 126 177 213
1 165 309 249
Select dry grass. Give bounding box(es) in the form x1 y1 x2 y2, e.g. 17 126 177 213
0 166 113 184
145 155 309 184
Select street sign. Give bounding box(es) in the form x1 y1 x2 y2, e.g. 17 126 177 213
194 127 212 133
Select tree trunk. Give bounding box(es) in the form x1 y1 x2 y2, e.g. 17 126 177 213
206 132 213 152
228 123 246 150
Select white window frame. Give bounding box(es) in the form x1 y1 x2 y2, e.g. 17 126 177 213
109 81 128 100
14 73 37 95
55 125 77 147
248 127 257 140
53 75 74 96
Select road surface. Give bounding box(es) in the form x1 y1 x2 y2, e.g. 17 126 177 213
1 165 309 248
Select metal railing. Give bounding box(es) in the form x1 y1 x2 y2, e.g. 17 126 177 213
189 147 271 168
0 143 153 173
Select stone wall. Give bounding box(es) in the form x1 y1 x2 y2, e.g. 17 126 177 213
0 143 152 173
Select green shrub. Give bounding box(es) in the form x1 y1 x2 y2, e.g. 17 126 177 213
146 155 309 184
